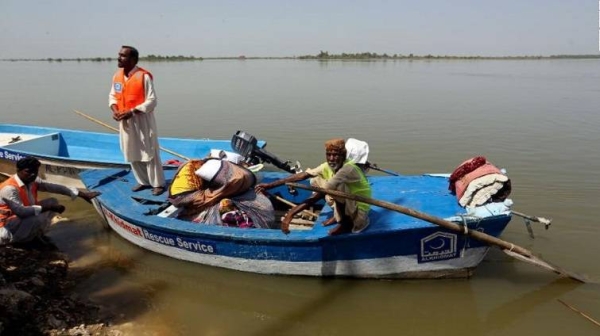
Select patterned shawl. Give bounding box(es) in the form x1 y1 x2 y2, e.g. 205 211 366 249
171 160 274 228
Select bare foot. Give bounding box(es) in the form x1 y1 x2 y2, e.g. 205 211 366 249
328 222 353 236
322 217 337 226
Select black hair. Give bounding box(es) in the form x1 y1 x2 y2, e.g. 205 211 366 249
16 157 41 171
121 45 139 63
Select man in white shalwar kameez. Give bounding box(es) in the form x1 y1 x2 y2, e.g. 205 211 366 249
109 46 166 195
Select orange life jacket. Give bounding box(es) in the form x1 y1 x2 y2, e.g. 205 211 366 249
0 176 39 227
111 67 153 113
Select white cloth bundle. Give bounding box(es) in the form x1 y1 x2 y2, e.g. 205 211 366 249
459 173 509 207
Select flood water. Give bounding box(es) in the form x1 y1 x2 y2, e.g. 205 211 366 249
1 59 600 335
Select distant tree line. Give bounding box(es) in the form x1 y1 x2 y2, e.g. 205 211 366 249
2 52 599 62
297 50 600 60
2 55 204 62
145 55 203 61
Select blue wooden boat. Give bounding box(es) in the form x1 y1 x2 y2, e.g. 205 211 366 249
0 124 265 187
80 167 514 279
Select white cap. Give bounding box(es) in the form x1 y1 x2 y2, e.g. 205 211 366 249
345 138 369 164
195 159 222 181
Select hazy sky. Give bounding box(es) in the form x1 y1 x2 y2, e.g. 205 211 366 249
0 0 596 59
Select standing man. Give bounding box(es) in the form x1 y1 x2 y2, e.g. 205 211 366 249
109 45 165 196
0 157 100 245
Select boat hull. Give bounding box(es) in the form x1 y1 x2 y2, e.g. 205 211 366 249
0 153 125 187
0 124 264 187
93 196 509 279
79 155 513 279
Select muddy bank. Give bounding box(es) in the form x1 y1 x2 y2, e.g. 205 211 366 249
0 242 121 336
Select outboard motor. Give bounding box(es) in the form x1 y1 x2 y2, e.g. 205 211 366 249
231 130 302 173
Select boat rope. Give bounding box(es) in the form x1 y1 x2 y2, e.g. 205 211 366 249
456 214 486 257
455 214 483 234
460 215 469 234
459 215 469 257
479 204 497 217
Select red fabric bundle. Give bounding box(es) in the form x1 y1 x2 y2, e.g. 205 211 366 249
164 159 183 166
448 156 487 194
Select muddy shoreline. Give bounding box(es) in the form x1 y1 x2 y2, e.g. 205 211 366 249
0 242 121 335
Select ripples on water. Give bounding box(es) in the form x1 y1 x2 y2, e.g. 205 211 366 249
2 59 600 335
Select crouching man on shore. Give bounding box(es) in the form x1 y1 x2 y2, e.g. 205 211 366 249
0 157 101 245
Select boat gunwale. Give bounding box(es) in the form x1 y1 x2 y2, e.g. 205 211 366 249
96 194 512 245
0 123 266 166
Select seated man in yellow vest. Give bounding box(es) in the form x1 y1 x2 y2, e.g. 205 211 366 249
0 157 101 246
255 138 372 235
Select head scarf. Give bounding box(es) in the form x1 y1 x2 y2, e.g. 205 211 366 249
185 160 205 190
345 138 369 164
195 159 223 183
325 138 346 156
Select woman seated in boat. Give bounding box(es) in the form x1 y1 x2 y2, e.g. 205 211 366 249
168 158 274 228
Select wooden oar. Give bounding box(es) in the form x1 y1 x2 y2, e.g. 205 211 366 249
287 182 588 283
262 190 318 219
73 109 190 161
557 299 600 328
367 163 399 176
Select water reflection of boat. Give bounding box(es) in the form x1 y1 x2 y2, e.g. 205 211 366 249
72 226 582 335
89 237 488 335
81 165 513 279
483 278 581 330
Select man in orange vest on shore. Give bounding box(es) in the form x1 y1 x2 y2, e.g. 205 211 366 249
109 45 166 196
0 157 100 245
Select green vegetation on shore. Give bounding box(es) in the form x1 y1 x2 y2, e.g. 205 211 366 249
3 51 599 62
298 50 600 60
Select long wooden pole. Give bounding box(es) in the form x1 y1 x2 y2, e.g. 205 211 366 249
262 190 318 218
73 109 190 161
557 299 600 328
287 182 588 283
367 163 399 176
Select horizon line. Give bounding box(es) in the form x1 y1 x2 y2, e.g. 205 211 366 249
2 53 600 62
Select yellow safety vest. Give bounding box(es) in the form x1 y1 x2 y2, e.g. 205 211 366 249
322 160 371 212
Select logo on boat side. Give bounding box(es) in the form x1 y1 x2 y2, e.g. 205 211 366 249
418 232 458 263
141 228 217 255
114 82 122 93
102 208 143 237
